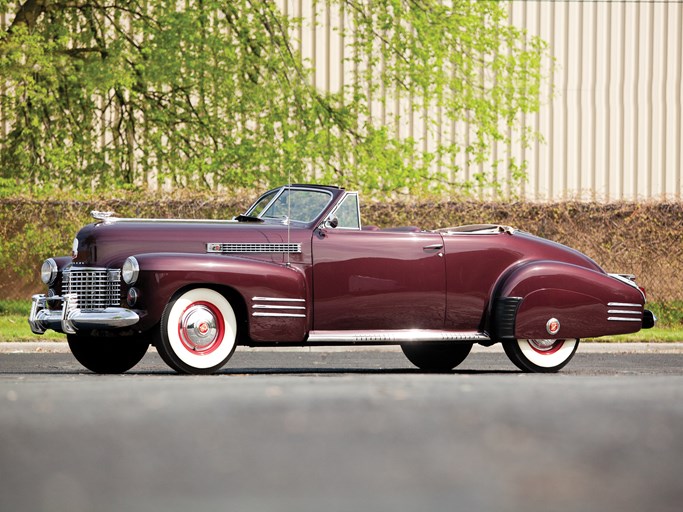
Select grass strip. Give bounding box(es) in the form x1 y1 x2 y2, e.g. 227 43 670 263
0 315 65 342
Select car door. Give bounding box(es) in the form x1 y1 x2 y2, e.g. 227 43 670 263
311 228 446 331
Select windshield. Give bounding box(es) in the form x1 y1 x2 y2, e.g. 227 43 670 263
245 188 334 224
248 190 278 218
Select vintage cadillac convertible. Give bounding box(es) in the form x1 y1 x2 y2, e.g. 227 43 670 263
29 184 655 374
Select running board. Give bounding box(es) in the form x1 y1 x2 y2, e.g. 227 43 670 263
307 330 490 344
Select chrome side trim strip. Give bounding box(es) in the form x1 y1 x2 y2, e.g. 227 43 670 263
607 317 642 322
92 211 238 225
253 305 305 310
607 302 641 308
608 310 642 315
253 312 306 318
307 330 490 343
251 297 307 318
252 297 306 302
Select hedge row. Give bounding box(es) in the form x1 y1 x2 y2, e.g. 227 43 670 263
2 197 681 307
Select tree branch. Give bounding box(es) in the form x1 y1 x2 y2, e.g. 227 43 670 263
8 0 49 33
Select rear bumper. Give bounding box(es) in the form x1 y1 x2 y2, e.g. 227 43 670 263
28 294 140 335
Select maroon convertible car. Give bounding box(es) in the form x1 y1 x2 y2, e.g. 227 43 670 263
30 184 655 374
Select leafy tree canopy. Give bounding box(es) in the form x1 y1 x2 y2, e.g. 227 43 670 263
0 0 547 197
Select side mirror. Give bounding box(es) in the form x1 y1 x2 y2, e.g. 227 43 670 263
324 215 339 229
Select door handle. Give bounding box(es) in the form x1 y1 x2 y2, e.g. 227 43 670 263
423 244 443 252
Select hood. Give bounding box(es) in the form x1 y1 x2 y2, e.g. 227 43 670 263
72 219 297 267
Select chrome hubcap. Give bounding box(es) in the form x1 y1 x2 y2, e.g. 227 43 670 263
180 305 219 351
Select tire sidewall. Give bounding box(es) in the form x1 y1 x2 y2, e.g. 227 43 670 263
506 338 580 373
160 288 237 374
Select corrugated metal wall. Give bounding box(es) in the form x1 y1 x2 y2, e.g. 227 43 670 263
286 0 683 201
509 0 683 201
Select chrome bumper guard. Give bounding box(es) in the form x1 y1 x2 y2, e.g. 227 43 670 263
29 294 140 335
643 310 657 329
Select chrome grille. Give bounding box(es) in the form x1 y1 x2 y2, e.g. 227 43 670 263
62 268 121 310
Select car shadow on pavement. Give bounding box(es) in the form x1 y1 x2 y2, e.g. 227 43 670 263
0 366 519 376
216 367 518 376
0 352 520 375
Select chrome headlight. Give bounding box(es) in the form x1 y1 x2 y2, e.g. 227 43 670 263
40 258 58 285
122 256 140 285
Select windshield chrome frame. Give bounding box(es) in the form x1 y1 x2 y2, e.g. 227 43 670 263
245 186 335 225
244 188 281 218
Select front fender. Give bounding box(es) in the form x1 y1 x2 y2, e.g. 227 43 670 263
491 260 645 340
132 253 308 342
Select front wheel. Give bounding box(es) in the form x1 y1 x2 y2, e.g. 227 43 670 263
67 334 149 374
156 288 238 374
503 338 579 373
401 342 473 371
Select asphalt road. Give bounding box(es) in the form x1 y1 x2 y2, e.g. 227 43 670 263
1 346 682 512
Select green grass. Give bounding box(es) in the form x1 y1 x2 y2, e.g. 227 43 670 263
0 315 65 341
586 328 683 343
0 300 65 342
0 299 32 316
0 300 681 343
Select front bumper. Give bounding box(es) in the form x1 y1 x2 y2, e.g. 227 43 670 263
28 294 140 335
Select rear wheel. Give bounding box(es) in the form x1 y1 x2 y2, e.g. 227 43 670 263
157 288 238 374
67 334 149 374
401 342 473 371
503 338 579 373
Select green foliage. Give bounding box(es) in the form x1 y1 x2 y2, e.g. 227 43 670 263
0 0 548 197
649 302 683 328
0 299 30 316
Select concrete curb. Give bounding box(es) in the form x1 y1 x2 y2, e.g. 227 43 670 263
2 341 683 354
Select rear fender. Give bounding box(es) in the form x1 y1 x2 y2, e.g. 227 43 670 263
132 253 308 342
491 261 645 340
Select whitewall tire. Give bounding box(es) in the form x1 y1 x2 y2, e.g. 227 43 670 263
157 288 238 374
503 338 579 373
